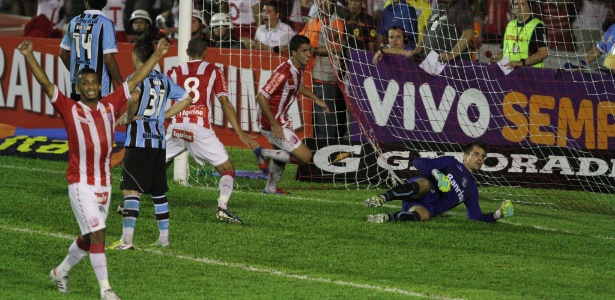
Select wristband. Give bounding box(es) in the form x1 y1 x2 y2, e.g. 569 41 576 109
380 46 386 54
580 59 588 68
521 58 526 66
313 48 318 57
272 46 280 54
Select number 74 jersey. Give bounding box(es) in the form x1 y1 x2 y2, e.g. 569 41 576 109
124 70 189 149
60 10 118 97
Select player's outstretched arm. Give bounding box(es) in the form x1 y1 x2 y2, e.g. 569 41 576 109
18 40 55 99
164 97 192 120
299 86 329 113
219 95 260 149
126 39 170 92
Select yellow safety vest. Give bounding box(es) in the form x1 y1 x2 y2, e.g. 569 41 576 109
502 18 545 68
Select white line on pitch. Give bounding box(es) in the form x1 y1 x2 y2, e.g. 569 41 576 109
3 163 614 241
0 224 461 300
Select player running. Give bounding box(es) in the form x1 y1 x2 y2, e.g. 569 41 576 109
253 35 329 194
165 37 260 224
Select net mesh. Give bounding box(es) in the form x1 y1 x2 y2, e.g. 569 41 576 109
169 0 615 213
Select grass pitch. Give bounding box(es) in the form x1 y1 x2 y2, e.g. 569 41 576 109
0 155 614 299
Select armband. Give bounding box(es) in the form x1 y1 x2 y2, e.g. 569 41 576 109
521 58 526 66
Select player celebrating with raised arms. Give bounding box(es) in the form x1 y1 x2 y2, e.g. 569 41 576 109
254 35 330 194
364 141 514 223
166 37 260 224
18 38 171 300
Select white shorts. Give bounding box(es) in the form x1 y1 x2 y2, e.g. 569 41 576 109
68 183 111 235
166 123 230 167
260 127 302 153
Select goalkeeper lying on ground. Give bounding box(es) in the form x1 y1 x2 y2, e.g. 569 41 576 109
364 141 514 223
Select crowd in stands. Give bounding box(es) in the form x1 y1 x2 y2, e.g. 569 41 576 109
3 0 615 141
4 1 612 59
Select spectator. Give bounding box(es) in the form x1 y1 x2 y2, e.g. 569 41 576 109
242 1 296 51
25 13 62 38
123 0 173 32
209 12 245 49
109 41 192 250
344 0 378 52
229 0 261 39
382 0 431 46
491 0 548 68
288 0 314 33
572 15 615 71
36 0 66 30
170 9 207 45
298 0 347 139
377 0 418 49
372 25 415 64
129 9 159 43
60 0 123 101
102 0 128 43
407 0 475 62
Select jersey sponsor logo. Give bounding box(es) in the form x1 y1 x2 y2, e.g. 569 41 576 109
178 106 206 118
446 173 464 202
95 192 109 205
75 24 93 30
89 216 100 228
171 129 194 142
142 133 163 140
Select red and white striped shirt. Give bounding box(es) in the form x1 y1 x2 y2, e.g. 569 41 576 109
258 59 302 130
51 83 129 186
167 60 229 129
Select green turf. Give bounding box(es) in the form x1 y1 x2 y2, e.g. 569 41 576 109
0 155 614 299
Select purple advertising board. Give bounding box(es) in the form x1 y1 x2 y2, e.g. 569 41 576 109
308 49 615 192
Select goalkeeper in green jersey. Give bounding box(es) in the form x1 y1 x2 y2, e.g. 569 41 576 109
364 141 514 223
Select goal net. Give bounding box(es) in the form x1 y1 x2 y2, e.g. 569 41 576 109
175 0 615 213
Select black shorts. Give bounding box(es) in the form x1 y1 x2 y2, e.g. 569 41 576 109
121 147 168 195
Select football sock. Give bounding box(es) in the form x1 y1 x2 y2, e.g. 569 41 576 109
152 194 169 244
383 181 420 201
218 171 235 210
121 195 140 244
261 149 292 163
264 160 285 193
58 236 89 275
88 244 110 296
387 211 421 222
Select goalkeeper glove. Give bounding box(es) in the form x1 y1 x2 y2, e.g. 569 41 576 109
496 200 514 219
431 169 451 192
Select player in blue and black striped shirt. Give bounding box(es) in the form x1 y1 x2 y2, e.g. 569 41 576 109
364 141 514 223
109 41 191 250
60 0 123 100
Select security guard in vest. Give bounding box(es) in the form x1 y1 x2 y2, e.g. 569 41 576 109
491 0 548 68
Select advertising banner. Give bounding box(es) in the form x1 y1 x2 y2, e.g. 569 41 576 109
298 50 615 192
0 37 314 162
